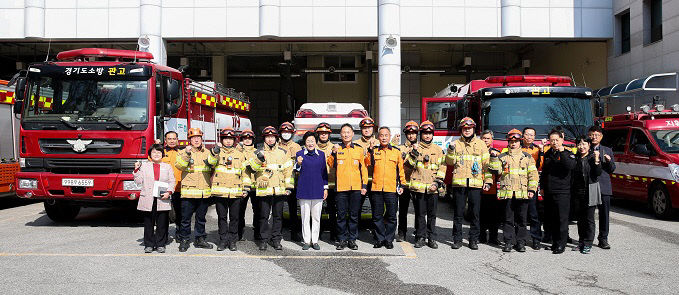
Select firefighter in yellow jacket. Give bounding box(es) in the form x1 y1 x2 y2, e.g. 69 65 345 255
489 129 539 253
393 121 419 242
328 123 369 250
365 127 406 250
405 120 446 249
445 117 493 250
250 126 295 251
353 117 379 232
211 127 250 252
278 121 303 241
175 128 218 252
238 129 257 241
315 122 338 241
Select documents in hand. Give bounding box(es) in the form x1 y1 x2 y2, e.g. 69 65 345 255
152 181 170 198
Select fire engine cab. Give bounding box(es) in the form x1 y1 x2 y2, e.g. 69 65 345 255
600 104 679 219
10 48 251 221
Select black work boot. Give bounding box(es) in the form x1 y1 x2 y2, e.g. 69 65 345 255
427 239 438 249
451 241 462 249
396 231 406 242
194 237 213 249
516 242 526 252
229 241 237 251
468 240 479 250
414 238 426 248
531 239 541 250
502 243 513 252
178 239 190 252
216 241 227 251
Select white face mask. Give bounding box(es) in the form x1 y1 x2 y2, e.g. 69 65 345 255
281 133 293 141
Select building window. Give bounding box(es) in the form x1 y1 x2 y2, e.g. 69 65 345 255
618 10 631 54
644 0 663 44
323 56 357 82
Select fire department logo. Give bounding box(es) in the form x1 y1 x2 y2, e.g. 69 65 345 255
66 139 93 153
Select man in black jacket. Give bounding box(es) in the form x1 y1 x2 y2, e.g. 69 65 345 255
588 126 616 249
540 128 576 254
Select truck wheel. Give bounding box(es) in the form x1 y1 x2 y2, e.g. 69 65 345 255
650 183 674 219
44 201 81 222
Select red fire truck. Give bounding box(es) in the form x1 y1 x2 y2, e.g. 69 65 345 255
0 80 19 197
422 75 594 150
599 104 679 219
11 48 251 221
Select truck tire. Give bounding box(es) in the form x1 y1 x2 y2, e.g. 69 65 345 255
44 201 81 222
650 183 674 219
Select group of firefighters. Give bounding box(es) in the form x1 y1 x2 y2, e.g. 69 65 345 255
158 116 614 255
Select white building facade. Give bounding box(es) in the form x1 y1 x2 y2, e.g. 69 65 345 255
0 0 614 130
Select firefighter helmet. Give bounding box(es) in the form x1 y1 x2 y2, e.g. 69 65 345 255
188 128 204 138
240 129 255 139
459 117 476 129
279 122 295 133
359 117 375 128
262 126 278 136
420 120 435 132
315 122 332 133
220 127 236 138
403 121 419 133
507 128 522 141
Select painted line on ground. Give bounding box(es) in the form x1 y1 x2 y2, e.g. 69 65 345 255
0 252 417 259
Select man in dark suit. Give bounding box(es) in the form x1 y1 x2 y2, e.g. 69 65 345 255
588 125 616 249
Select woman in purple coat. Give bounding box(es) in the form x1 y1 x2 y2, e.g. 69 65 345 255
133 144 176 253
295 131 329 250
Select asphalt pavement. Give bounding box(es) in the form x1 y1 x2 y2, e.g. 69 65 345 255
0 198 677 295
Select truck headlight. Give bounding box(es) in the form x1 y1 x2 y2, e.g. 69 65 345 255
669 164 679 182
18 179 38 189
123 180 142 191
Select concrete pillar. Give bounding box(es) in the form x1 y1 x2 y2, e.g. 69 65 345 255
212 55 227 85
378 0 401 136
501 0 521 38
140 0 166 65
24 0 45 38
259 0 280 37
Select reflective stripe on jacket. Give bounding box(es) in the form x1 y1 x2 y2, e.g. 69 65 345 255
175 146 217 198
445 136 492 188
489 148 539 199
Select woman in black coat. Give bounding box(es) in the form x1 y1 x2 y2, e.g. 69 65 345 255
572 136 602 254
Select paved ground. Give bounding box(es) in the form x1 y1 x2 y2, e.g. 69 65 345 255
0 198 678 295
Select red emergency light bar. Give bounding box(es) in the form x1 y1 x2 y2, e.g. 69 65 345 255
56 48 154 61
295 109 368 118
485 75 573 85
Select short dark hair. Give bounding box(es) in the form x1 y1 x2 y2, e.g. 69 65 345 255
522 127 536 134
481 130 494 137
148 143 165 157
378 126 391 133
340 123 353 131
548 127 564 139
588 125 603 134
302 131 318 143
575 135 592 146
165 131 178 138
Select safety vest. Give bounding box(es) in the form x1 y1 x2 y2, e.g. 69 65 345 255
328 143 369 192
211 145 250 198
175 146 218 198
445 136 492 188
489 148 539 199
405 141 447 193
250 143 294 196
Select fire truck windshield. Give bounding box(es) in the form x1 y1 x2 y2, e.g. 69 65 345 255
484 96 592 140
651 130 679 153
22 77 149 127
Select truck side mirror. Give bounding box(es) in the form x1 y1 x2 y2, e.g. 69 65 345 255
12 76 26 115
165 78 180 101
165 102 179 116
